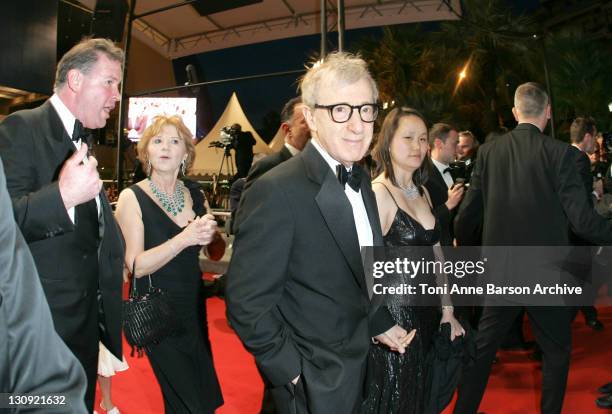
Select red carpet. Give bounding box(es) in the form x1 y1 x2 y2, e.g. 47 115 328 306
97 300 612 414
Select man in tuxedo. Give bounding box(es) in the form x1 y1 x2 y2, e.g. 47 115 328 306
424 123 464 246
569 116 604 331
245 96 310 189
0 157 88 413
453 83 612 414
226 52 411 414
243 96 310 414
0 38 125 412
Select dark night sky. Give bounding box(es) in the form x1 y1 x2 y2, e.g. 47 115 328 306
172 0 541 140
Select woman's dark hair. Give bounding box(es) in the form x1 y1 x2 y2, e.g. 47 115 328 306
372 107 429 189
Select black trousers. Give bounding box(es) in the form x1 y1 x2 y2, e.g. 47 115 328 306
80 352 98 413
269 378 308 414
454 306 572 414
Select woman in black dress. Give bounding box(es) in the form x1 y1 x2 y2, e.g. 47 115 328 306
116 115 223 413
361 107 464 414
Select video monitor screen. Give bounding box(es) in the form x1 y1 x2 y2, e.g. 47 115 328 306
127 97 197 141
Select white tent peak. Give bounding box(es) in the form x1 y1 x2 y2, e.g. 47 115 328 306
192 92 271 176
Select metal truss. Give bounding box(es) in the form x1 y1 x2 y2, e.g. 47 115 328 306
131 0 459 58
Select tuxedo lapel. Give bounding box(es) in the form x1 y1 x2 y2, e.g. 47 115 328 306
360 179 383 246
302 144 367 293
431 162 447 190
315 176 367 292
40 101 75 166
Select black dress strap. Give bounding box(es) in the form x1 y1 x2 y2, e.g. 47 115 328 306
129 184 147 209
374 181 401 209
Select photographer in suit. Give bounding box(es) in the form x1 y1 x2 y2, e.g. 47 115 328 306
569 116 604 331
424 123 465 246
233 123 256 179
0 38 125 412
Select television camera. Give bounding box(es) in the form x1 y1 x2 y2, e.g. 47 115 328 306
209 125 239 150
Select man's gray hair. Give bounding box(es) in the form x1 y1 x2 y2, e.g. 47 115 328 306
54 38 124 91
514 82 549 118
300 52 378 108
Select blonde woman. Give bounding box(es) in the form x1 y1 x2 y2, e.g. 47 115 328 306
115 115 223 413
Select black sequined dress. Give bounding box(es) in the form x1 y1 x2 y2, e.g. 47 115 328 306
361 186 441 414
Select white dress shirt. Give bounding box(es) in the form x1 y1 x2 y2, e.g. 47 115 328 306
432 158 454 189
284 142 300 156
311 139 373 248
50 94 101 223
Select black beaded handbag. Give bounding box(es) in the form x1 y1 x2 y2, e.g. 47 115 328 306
122 262 180 356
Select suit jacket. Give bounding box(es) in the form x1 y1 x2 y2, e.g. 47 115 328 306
244 145 293 191
226 142 394 413
0 158 88 413
424 160 453 245
0 101 124 361
570 146 594 208
455 123 612 246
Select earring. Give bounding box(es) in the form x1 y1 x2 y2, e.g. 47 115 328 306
146 160 152 177
181 159 186 176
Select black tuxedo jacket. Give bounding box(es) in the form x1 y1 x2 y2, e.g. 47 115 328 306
424 160 453 245
455 123 612 246
244 145 292 191
0 100 124 361
226 142 394 413
570 146 593 208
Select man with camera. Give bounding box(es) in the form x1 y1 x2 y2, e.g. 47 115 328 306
425 122 465 246
232 123 256 179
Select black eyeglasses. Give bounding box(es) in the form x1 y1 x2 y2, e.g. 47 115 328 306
314 103 379 123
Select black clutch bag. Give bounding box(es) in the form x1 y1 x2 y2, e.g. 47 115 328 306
122 262 180 356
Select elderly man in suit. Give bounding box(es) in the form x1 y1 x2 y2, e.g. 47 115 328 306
453 82 612 414
226 52 412 414
245 96 310 189
0 38 125 412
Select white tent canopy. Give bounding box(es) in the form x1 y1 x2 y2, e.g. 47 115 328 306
192 92 271 176
268 126 285 152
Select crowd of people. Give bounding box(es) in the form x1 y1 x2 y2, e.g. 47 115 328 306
0 36 611 414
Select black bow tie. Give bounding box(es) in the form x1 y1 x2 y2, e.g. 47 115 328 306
336 164 362 192
443 167 452 175
72 120 91 143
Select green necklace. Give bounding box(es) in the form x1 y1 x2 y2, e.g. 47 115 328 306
148 178 185 216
